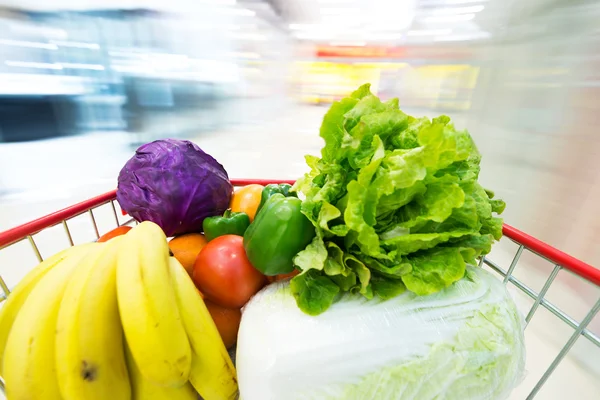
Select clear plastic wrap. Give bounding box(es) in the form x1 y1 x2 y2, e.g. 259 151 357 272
236 266 525 400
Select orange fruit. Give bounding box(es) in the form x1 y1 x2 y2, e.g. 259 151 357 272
230 184 264 222
97 226 132 242
205 300 242 349
168 233 208 277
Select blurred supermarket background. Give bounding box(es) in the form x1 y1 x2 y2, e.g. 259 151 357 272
0 0 599 398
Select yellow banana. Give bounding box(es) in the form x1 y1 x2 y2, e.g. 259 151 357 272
55 237 131 400
0 242 96 371
116 221 191 386
2 243 104 400
169 257 239 400
125 343 198 400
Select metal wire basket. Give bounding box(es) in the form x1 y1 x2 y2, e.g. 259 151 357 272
0 179 598 399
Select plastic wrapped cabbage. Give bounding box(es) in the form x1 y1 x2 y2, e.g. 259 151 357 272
237 266 525 400
117 139 233 237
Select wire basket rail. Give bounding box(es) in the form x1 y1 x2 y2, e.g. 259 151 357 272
0 179 599 399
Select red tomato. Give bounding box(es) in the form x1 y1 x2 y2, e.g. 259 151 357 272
97 226 132 242
193 235 266 308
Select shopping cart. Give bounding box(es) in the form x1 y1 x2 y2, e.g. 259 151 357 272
0 178 599 399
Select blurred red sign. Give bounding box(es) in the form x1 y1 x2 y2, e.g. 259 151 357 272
316 46 405 59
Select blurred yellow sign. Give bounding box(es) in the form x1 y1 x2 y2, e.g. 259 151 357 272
292 61 407 104
293 60 479 110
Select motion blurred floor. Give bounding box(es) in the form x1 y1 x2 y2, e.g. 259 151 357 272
0 103 599 399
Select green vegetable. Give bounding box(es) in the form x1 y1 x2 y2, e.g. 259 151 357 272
243 194 316 276
202 209 250 241
236 266 526 399
256 183 297 214
291 84 505 315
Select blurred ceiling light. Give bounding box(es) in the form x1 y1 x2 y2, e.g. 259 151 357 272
9 24 67 39
320 7 360 15
226 23 258 31
434 31 490 41
0 39 57 50
329 41 366 46
200 0 237 4
430 5 484 14
422 13 475 22
5 61 62 70
236 8 256 16
407 29 452 36
370 0 417 30
421 0 487 4
289 23 313 30
376 1 415 15
61 63 105 70
231 32 267 41
369 24 408 31
321 16 362 25
229 51 261 59
293 30 329 40
366 33 404 41
50 40 100 49
148 53 189 62
320 19 363 29
220 7 256 16
111 65 150 73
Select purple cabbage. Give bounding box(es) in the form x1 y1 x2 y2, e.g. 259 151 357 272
117 139 233 237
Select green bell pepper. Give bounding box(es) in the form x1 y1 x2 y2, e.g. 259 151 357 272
244 194 315 276
203 209 250 241
256 183 297 214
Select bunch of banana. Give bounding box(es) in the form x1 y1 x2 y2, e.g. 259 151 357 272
0 221 238 400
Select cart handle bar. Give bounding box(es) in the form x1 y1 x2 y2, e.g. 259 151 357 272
0 180 293 249
501 224 600 286
0 179 598 287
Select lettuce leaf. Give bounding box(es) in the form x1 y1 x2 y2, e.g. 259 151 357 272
290 269 340 316
400 247 467 296
291 83 505 315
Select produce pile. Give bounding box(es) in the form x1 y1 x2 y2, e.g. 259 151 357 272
291 84 506 315
0 84 524 400
0 224 236 400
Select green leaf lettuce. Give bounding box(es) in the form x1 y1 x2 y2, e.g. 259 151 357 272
291 83 505 315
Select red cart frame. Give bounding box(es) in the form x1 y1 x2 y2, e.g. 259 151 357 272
0 179 599 399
